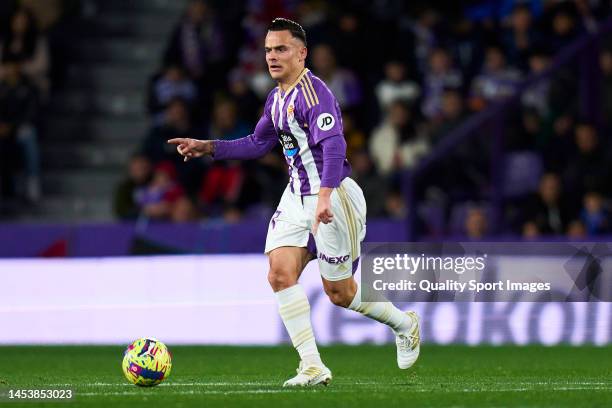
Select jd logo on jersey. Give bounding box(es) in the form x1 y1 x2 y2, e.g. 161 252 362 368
317 113 335 131
278 130 299 157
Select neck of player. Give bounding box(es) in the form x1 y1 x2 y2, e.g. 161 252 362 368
279 67 305 91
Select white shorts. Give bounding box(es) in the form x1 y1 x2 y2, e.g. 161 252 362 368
264 177 367 281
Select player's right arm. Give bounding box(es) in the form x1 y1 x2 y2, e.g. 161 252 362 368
167 114 277 162
168 91 278 162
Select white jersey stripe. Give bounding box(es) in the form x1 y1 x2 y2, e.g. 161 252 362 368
287 89 321 194
285 90 302 194
270 93 278 128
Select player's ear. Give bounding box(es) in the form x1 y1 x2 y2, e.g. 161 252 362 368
300 46 307 63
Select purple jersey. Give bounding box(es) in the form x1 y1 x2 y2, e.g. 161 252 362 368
261 69 351 195
213 68 352 195
264 68 351 195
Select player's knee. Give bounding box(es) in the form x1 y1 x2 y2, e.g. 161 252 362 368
325 287 352 308
267 267 297 291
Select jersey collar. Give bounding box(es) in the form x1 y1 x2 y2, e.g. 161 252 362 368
278 68 309 100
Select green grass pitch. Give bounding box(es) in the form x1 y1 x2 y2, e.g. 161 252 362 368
0 345 610 407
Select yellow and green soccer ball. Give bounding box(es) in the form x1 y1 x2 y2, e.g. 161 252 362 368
122 338 172 387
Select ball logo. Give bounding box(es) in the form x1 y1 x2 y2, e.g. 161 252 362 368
317 113 335 131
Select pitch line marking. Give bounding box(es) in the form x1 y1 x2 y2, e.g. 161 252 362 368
50 381 611 388
73 385 611 397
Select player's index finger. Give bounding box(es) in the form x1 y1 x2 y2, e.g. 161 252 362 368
167 138 186 145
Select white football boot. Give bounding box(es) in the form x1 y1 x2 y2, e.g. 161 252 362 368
283 361 332 387
394 311 420 369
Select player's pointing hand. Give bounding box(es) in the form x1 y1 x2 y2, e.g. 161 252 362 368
167 138 214 161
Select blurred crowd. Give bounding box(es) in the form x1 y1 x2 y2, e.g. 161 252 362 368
1 0 605 239
0 1 63 204
114 0 612 239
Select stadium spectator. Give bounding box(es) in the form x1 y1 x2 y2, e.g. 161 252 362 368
350 149 386 217
541 113 574 173
521 48 552 116
163 0 230 104
447 17 483 82
464 207 489 239
198 161 245 219
369 100 429 176
469 44 522 110
580 191 611 235
135 161 186 221
342 112 366 161
421 48 463 119
252 151 287 212
294 0 330 47
566 219 587 238
501 4 543 71
574 0 604 33
226 71 262 125
375 60 420 112
0 58 40 202
310 43 362 110
170 196 199 222
142 98 205 194
328 11 370 78
430 88 468 145
548 5 582 51
507 108 542 152
406 7 441 76
522 220 541 239
426 88 485 197
0 6 50 98
113 154 153 220
142 98 197 164
563 122 612 201
383 189 407 220
246 63 276 101
208 98 250 141
147 65 198 125
521 172 573 235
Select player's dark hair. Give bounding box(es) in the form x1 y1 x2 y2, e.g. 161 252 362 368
268 18 307 47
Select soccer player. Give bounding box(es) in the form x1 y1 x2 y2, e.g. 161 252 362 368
168 18 420 387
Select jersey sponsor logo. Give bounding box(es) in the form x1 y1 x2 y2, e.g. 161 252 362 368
278 130 299 157
317 113 335 131
318 252 350 264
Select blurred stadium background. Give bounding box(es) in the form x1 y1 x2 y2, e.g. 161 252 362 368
0 0 610 349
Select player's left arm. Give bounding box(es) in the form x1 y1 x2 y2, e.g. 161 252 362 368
314 136 347 233
305 86 346 233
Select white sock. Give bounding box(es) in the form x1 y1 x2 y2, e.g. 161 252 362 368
347 285 411 332
275 284 322 367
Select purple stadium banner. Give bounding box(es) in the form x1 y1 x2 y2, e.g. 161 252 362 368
0 255 609 345
0 220 406 258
